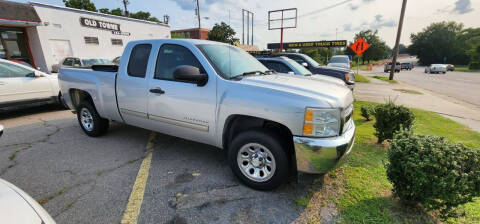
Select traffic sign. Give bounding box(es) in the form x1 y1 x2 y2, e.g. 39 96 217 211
350 37 370 55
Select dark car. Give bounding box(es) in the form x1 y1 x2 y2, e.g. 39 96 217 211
401 62 412 70
384 62 401 73
446 64 455 71
276 53 355 86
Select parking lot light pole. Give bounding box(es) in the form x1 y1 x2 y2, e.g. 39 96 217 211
389 0 407 80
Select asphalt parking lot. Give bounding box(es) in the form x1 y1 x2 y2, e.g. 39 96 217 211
0 104 315 224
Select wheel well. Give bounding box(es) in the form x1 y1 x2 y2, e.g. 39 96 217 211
69 89 93 110
222 115 296 176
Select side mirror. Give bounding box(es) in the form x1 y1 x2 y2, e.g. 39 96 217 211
302 62 308 67
173 65 207 86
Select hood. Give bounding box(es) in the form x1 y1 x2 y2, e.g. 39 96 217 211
239 74 353 108
0 179 42 224
308 74 347 87
327 63 350 69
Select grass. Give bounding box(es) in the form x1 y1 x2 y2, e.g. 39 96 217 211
393 89 423 95
301 101 480 223
355 73 370 83
455 66 480 73
373 76 398 83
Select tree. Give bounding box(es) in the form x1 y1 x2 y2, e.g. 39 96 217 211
63 0 96 12
398 44 408 54
207 22 239 43
353 30 389 64
110 8 123 16
408 22 468 65
129 11 159 22
171 33 188 39
98 8 110 14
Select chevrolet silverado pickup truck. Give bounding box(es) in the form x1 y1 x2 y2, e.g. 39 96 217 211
58 39 355 190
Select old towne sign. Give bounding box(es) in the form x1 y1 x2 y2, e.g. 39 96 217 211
267 40 347 49
80 17 121 32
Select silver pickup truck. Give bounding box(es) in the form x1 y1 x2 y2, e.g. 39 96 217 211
58 39 355 190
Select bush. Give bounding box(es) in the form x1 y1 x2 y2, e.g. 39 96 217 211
386 130 480 217
469 62 480 70
360 104 375 121
373 101 415 143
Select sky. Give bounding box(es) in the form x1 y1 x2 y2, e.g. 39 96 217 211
12 0 480 49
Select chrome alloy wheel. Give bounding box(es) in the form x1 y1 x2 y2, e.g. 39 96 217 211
237 143 276 182
80 108 94 131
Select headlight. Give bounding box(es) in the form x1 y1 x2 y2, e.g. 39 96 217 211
303 108 341 137
346 72 355 83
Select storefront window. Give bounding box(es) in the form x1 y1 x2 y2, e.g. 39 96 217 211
0 27 33 66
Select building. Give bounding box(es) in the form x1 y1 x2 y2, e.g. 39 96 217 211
171 28 210 40
0 1 170 73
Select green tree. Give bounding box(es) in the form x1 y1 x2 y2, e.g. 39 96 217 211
398 44 408 54
457 28 480 68
98 8 110 14
408 21 469 65
171 33 188 39
110 8 123 16
354 30 389 64
63 0 96 12
129 11 160 22
207 22 239 43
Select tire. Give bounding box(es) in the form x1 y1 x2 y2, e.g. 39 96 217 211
228 129 289 190
76 101 109 137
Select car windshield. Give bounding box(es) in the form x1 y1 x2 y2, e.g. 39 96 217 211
284 58 312 75
329 56 349 64
197 44 269 79
81 59 113 66
301 54 320 67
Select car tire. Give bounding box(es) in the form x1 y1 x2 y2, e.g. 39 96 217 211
228 128 289 190
76 101 109 137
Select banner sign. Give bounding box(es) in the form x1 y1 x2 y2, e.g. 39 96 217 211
80 17 121 32
267 40 347 49
112 31 131 36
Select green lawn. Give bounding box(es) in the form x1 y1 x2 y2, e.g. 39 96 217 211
300 101 480 223
355 73 370 83
372 76 398 83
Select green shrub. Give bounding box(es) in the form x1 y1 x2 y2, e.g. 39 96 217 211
469 62 480 70
360 104 375 121
386 130 480 217
373 101 415 143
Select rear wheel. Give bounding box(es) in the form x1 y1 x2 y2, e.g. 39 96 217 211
228 129 289 190
76 101 109 137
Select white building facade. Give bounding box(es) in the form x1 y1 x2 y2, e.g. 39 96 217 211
0 1 170 73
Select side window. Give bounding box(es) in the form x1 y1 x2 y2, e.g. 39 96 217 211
260 61 275 71
289 55 306 65
0 62 34 78
271 62 292 73
154 44 204 81
127 44 152 78
72 58 81 66
63 58 73 66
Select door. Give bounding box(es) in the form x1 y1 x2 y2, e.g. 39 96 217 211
49 40 73 66
116 43 152 126
0 61 52 105
147 43 216 145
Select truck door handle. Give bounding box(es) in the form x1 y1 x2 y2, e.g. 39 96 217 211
149 88 165 94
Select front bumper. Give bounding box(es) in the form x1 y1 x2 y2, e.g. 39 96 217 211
293 120 355 174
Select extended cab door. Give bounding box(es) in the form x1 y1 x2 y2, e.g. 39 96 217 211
146 43 216 145
116 43 154 126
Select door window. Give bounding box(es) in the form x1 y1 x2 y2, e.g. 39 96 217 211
267 61 292 73
72 58 81 66
127 44 152 78
63 58 73 66
0 61 34 78
154 44 204 81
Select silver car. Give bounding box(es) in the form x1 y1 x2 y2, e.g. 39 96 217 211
51 57 113 73
425 64 447 74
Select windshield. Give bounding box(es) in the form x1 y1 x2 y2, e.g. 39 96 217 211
285 58 312 75
329 56 349 64
197 44 269 79
301 54 320 67
81 59 113 66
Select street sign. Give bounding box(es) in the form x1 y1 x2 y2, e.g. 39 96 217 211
350 37 370 55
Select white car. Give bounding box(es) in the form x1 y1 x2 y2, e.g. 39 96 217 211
51 57 113 73
0 59 64 108
0 178 55 224
327 55 351 69
425 64 447 74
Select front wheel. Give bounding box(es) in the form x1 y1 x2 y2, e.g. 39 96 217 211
228 129 289 190
76 101 109 137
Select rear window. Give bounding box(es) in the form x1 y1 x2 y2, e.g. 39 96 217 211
127 44 152 78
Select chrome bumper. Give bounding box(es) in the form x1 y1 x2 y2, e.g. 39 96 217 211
293 120 355 174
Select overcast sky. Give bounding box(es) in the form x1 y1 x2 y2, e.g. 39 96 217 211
13 0 480 49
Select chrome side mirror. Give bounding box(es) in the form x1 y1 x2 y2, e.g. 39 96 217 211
302 62 308 67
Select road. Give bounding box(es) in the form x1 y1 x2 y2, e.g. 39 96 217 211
0 104 317 224
376 65 480 107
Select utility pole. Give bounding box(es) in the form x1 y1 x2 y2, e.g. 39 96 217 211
242 9 244 44
389 0 407 80
122 0 129 17
196 0 201 29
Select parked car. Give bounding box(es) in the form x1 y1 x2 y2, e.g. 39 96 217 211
0 178 56 224
277 53 356 86
384 62 401 73
52 57 113 73
327 55 351 69
59 39 356 190
425 64 447 74
401 62 412 70
256 56 354 90
446 64 455 71
0 58 65 108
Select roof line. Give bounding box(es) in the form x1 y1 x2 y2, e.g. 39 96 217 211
29 1 170 27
